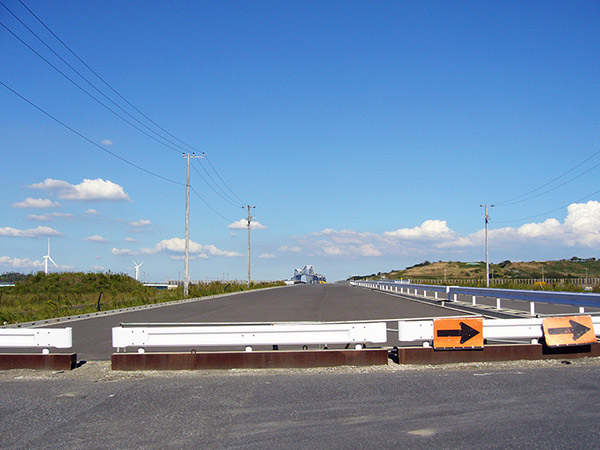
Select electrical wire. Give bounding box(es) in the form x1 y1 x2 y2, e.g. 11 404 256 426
16 0 202 155
190 186 237 223
0 80 184 186
0 19 185 154
204 155 247 205
0 1 192 154
494 149 600 207
494 159 600 208
190 159 242 208
494 188 600 225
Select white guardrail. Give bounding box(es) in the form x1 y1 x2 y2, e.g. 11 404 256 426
0 327 72 353
350 280 600 314
398 317 600 346
113 322 387 353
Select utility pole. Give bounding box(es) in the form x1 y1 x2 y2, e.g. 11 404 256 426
244 205 256 287
183 152 204 296
480 204 494 287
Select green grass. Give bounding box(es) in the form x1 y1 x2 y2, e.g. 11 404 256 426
0 272 283 325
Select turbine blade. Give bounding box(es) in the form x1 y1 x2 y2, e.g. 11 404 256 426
49 256 58 267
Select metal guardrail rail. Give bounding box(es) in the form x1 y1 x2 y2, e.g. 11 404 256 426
350 280 600 313
112 322 387 353
0 328 72 353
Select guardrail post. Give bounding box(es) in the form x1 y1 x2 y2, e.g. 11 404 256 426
424 290 427 298
580 306 585 313
472 295 477 306
434 292 438 300
453 293 457 302
496 298 501 310
530 302 535 315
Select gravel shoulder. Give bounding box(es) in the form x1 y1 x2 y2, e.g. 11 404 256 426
2 356 600 382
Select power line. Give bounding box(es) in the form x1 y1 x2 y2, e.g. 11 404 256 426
190 186 236 223
204 155 246 205
494 148 600 206
494 188 600 225
0 18 185 154
0 1 190 153
0 80 183 186
191 159 243 207
15 0 203 155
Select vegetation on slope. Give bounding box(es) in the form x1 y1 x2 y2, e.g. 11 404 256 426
348 258 600 292
0 272 283 325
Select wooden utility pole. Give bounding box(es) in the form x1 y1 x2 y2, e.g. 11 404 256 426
244 205 255 287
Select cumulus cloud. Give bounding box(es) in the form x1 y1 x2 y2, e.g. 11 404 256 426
228 219 267 230
259 253 276 259
279 246 302 253
29 178 130 202
26 212 74 222
112 238 242 259
383 220 456 240
13 197 60 209
85 209 99 215
129 219 151 228
290 202 600 258
84 235 108 243
0 226 62 238
112 247 133 256
0 256 44 269
125 237 137 242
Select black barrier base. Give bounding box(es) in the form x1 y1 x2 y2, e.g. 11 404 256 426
0 353 77 370
112 349 389 370
397 343 600 365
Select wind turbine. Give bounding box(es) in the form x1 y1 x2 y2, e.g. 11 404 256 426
43 238 58 275
132 260 144 281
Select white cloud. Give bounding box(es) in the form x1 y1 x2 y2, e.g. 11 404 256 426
129 219 151 228
85 209 99 215
125 237 137 242
279 246 302 253
440 202 600 250
26 212 74 222
13 197 60 209
84 235 108 243
259 253 276 259
228 219 267 230
111 237 242 259
383 220 456 240
0 226 62 238
29 178 130 202
0 256 43 269
101 139 113 146
112 247 133 256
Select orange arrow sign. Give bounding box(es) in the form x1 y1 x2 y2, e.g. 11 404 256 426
542 315 596 347
433 317 483 349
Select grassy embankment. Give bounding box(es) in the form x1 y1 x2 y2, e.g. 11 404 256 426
350 259 600 292
0 272 283 325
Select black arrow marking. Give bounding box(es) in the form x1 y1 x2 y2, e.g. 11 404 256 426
547 320 591 341
437 321 480 344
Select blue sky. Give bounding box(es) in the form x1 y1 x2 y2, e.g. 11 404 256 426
1 1 600 282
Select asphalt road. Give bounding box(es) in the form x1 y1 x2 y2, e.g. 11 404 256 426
43 283 466 361
1 361 599 449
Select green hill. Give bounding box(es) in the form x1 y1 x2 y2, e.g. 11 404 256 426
350 258 600 283
0 272 282 325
